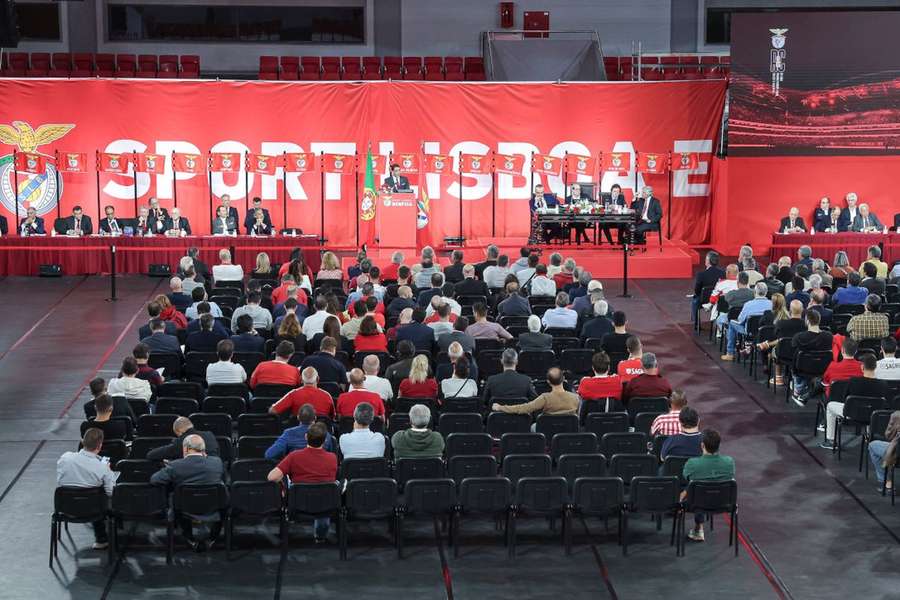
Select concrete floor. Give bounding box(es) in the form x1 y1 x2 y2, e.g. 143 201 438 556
0 274 897 599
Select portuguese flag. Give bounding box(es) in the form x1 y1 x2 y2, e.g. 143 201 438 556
359 146 377 248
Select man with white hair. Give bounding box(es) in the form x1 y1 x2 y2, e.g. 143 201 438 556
167 276 193 312
812 259 833 288
435 340 479 381
361 355 393 402
455 264 489 297
571 279 603 314
778 207 806 233
518 315 552 350
580 300 614 341
212 248 243 282
796 245 814 269
553 257 577 291
851 203 884 233
382 251 404 281
839 192 859 230
437 316 476 355
632 186 662 235
475 244 500 280
542 292 578 329
860 245 889 279
270 366 335 419
391 404 444 458
165 207 192 236
339 402 385 459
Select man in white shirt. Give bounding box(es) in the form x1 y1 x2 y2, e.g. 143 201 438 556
302 296 331 338
339 402 386 459
56 428 117 549
428 303 455 338
230 291 273 332
875 337 900 380
483 254 512 290
212 249 244 282
541 292 578 329
206 339 247 384
424 288 462 318
361 355 393 403
516 253 540 287
107 357 153 402
529 264 557 297
546 253 564 278
185 287 223 320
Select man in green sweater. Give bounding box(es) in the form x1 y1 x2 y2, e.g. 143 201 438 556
391 404 444 458
681 429 735 543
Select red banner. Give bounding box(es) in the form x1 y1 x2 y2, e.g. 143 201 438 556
564 154 595 177
172 152 203 174
673 151 700 170
0 80 725 244
602 152 631 175
360 153 386 174
14 152 46 174
495 153 525 175
636 152 668 174
248 154 277 175
460 152 491 174
423 154 452 175
532 154 562 176
135 152 164 173
99 152 130 174
57 151 87 173
210 152 240 172
282 152 316 173
393 152 420 174
321 153 354 174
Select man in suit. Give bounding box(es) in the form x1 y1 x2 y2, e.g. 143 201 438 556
474 244 499 281
567 183 595 243
417 272 445 308
138 301 178 339
140 319 183 357
632 186 662 235
443 250 466 284
211 205 237 235
220 194 240 225
778 206 806 234
150 434 225 550
580 300 614 341
395 307 436 353
860 262 886 296
243 197 272 234
851 203 884 233
838 192 859 231
133 206 151 235
813 197 831 232
99 205 125 234
599 183 627 244
383 163 410 192
230 314 266 354
165 208 191 236
185 314 228 353
692 251 725 323
148 197 169 234
59 205 93 235
819 206 844 233
147 417 220 461
19 206 45 235
187 247 212 283
517 315 553 351
454 264 489 298
248 208 273 236
482 349 537 404
529 183 560 241
497 281 531 316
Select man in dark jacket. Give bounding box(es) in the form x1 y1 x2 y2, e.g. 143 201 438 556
391 404 444 458
147 416 220 461
454 264 489 298
185 314 228 353
140 319 183 357
692 251 725 323
482 349 537 404
395 307 435 353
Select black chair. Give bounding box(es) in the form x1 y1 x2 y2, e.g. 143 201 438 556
624 476 682 556
387 413 411 437
862 410 893 478
441 397 482 413
340 457 390 480
237 435 279 459
662 455 691 487
50 486 109 567
601 432 648 457
115 459 160 483
207 383 251 400
171 483 229 551
535 414 579 441
552 337 582 358
445 433 493 458
248 396 281 413
560 348 594 378
233 352 265 377
126 398 151 419
608 453 657 486
681 480 739 556
500 432 546 459
157 381 203 400
109 483 171 563
508 476 569 557
341 478 399 560
237 414 283 437
226 481 285 556
584 411 629 436
814 379 850 437
438 412 484 437
149 353 183 380
286 482 342 553
517 350 556 378
98 439 129 466
567 476 625 554
453 476 512 557
137 414 178 437
447 455 497 483
188 412 232 438
217 436 236 465
252 383 295 399
155 397 199 417
626 397 668 420
550 433 598 463
486 412 532 438
475 349 506 382
186 351 218 381
230 458 277 482
397 478 456 558
834 395 886 460
633 412 663 435
394 397 437 415
501 453 552 485
393 457 445 488
556 453 607 488
792 351 832 399
129 436 172 459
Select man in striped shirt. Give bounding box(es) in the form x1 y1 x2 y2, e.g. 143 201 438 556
651 389 687 436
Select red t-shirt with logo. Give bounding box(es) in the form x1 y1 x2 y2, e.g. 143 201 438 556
616 358 645 383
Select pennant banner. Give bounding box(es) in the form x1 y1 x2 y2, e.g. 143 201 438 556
282 152 316 173
135 152 164 173
495 153 525 176
460 152 492 174
672 151 700 170
359 153 386 174
321 153 354 174
636 152 668 174
248 154 277 175
172 152 203 174
603 152 631 175
360 147 377 247
532 153 562 176
393 152 419 174
564 154 596 177
99 152 130 174
423 154 452 175
14 152 47 175
209 152 240 172
57 151 87 173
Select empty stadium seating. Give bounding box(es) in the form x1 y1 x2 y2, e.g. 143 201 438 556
604 54 729 81
256 55 487 81
0 53 201 79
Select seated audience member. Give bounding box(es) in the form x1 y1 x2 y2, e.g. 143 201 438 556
541 292 578 329
789 310 833 404
154 294 188 330
146 416 220 461
250 341 301 388
474 244 499 281
274 311 306 351
80 394 128 441
361 355 394 403
600 311 632 356
622 353 672 405
416 272 445 307
266 422 336 542
821 206 843 233
272 275 304 307
876 337 900 380
212 248 244 282
353 315 388 353
660 405 702 459
796 245 814 270
707 264 739 321
546 252 564 278
337 369 385 417
414 259 442 291
265 404 333 460
823 353 887 449
437 316 476 355
186 313 227 353
761 264 785 296
860 262 886 296
822 338 862 401
206 339 247 384
302 296 331 338
692 251 725 323
811 259 832 288
424 284 461 318
778 207 806 233
340 402 386 459
571 280 605 316
867 410 899 493
847 295 890 342
616 336 645 383
510 247 530 274
482 348 537 404
440 357 478 399
316 250 344 281
395 307 436 352
391 404 444 458
167 277 193 313
833 272 868 306
131 344 163 388
719 271 756 324
107 357 153 402
466 303 513 341
785 275 811 308
529 264 556 297
483 254 512 290
491 367 578 416
552 258 577 291
270 367 335 419
497 281 532 316
580 300 613 341
435 342 478 383
231 291 273 332
518 315 553 350
141 319 182 357
387 285 417 319
427 302 456 338
273 289 309 323
56 429 116 550
381 251 404 282
722 282 771 361
775 256 794 286
300 337 348 387
385 340 416 392
455 263 489 297
399 355 438 399
806 289 833 329
186 288 223 321
516 253 540 287
577 351 623 410
651 389 688 436
829 250 855 278
230 314 265 354
681 429 736 543
852 205 885 234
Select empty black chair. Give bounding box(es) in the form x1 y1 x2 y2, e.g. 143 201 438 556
172 483 229 551
237 414 283 437
550 433 599 463
500 432 546 459
393 457 445 488
226 481 285 556
441 396 482 413
487 412 532 438
476 349 506 382
115 459 160 483
185 351 217 381
202 396 246 420
129 436 173 459
567 477 625 554
137 414 177 437
109 483 171 563
237 435 279 459
502 453 552 485
633 412 663 435
340 457 390 480
207 382 251 401
98 439 129 466
387 413 411 437
584 411 629 436
556 454 607 488
397 478 456 558
50 486 109 567
453 476 512 557
862 410 893 478
286 482 342 552
626 397 669 419
149 353 183 380
535 414 579 440
508 476 569 557
230 458 277 482
445 433 493 458
835 395 887 460
233 352 265 377
609 453 657 486
341 478 398 560
601 432 648 457
248 396 281 413
681 480 739 556
438 412 484 437
560 348 594 378
217 436 235 465
447 455 497 483
624 476 682 556
157 381 203 400
126 398 151 419
517 350 556 378
188 413 232 438
156 397 200 417
252 383 295 399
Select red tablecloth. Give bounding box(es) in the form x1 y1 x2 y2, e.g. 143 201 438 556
0 235 321 276
768 233 900 266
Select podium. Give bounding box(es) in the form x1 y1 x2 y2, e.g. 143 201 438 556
376 192 417 249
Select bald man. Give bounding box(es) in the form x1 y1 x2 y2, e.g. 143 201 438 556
779 207 806 234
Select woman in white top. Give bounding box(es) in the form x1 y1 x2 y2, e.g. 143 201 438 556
440 358 478 400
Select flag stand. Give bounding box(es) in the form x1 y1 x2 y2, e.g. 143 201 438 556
172 151 178 209
354 149 360 248
666 151 673 240
319 151 325 244
457 152 464 244
282 151 288 232
491 163 496 238
207 152 213 229
12 150 20 235
95 150 102 234
54 150 61 223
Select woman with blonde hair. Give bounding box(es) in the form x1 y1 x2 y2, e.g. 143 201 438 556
275 312 306 351
317 251 343 280
254 252 273 277
399 354 438 398
756 292 790 385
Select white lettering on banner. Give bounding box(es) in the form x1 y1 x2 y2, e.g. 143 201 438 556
155 141 201 198
497 142 539 199
102 139 146 199
447 141 491 200
673 139 712 197
210 140 251 198
310 142 356 200
599 141 636 196
548 141 591 195
261 142 307 200
421 141 439 199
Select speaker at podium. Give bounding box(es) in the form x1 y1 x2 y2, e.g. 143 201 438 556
376 191 417 249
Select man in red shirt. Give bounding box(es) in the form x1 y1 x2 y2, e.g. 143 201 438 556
336 369 385 417
270 366 335 418
622 353 672 405
250 341 301 389
822 338 862 398
380 251 404 282
267 422 336 542
272 275 308 306
578 351 623 411
616 336 645 383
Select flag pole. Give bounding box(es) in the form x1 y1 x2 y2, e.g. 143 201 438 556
13 150 20 235
95 151 102 233
666 151 673 240
207 152 213 230
491 154 496 238
458 152 464 243
563 150 568 197
243 151 250 218
172 151 178 209
131 151 138 217
54 150 61 224
354 149 360 249
282 151 287 233
319 151 325 245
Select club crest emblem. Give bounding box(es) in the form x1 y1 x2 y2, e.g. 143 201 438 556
222 157 232 169
504 159 514 170
0 120 73 216
542 159 553 170
471 159 481 170
402 158 413 169
434 159 445 170
577 159 587 170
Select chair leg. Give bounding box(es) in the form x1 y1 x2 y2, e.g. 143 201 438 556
621 512 628 556
453 513 460 558
339 511 348 560
813 403 822 437
396 514 403 559
225 514 233 559
166 519 174 565
107 518 114 564
564 510 572 555
507 511 516 559
733 509 739 557
49 520 56 568
836 420 843 460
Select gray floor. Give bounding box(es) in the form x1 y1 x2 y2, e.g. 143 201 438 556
0 275 897 599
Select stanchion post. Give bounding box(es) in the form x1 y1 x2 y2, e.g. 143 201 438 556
354 149 360 248
619 228 631 298
491 157 496 238
107 244 118 302
244 151 250 217
95 150 102 232
132 151 139 217
207 152 214 228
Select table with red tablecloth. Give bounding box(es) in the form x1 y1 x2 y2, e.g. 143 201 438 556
0 235 321 276
768 233 900 267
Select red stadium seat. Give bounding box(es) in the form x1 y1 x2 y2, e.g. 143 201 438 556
259 56 279 80
136 55 157 78
383 64 402 80
659 56 678 66
321 56 340 68
464 56 483 69
444 61 463 81
94 54 115 77
662 70 681 80
403 56 422 71
678 54 699 65
424 56 443 68
342 56 361 69
643 69 663 81
362 57 381 79
700 55 720 65
158 62 178 78
424 65 444 81
159 54 178 71
720 56 731 65
383 56 402 67
321 60 340 80
300 56 320 79
641 56 660 65
26 52 50 77
71 53 92 77
3 52 27 76
464 70 486 81
49 53 71 77
115 54 136 77
342 61 362 80
179 55 200 78
279 56 299 80
403 65 424 80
